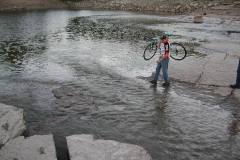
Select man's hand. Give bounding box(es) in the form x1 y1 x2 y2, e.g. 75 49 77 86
156 55 163 63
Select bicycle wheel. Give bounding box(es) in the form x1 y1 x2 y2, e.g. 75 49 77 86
170 42 187 60
143 43 157 61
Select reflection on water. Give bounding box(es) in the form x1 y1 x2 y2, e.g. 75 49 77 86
0 10 240 160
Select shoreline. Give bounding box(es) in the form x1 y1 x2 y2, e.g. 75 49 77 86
0 0 240 17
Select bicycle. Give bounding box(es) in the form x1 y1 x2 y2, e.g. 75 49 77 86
143 36 187 61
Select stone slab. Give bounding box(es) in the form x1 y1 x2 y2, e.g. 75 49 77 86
0 103 25 146
199 54 237 87
169 54 238 87
169 56 205 83
67 134 152 160
0 135 57 160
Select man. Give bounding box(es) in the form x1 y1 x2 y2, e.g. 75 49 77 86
150 35 170 86
230 58 240 89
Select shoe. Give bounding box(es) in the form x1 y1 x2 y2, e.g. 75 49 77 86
162 82 170 87
150 80 157 85
230 84 240 89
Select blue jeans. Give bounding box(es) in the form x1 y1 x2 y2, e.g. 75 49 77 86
154 59 169 82
236 58 240 85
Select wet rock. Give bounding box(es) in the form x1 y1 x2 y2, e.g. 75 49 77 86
0 135 57 160
67 134 152 160
169 54 237 88
0 103 25 146
193 15 204 23
169 56 204 83
214 87 233 97
233 90 240 102
198 54 237 87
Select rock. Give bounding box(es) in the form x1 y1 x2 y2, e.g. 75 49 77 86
174 5 182 13
169 53 237 88
233 90 240 102
193 15 203 23
175 5 181 11
169 56 204 83
0 103 25 146
214 87 233 96
198 54 237 87
185 4 192 11
67 134 152 160
0 135 57 160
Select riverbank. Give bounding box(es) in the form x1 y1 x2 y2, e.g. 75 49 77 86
0 0 66 12
0 0 240 17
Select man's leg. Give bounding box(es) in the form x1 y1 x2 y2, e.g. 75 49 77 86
161 59 169 82
154 62 162 81
150 62 161 84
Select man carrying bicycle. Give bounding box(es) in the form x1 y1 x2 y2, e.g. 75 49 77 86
150 35 170 86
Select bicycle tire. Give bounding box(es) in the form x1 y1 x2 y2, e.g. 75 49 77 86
143 43 157 61
170 42 187 60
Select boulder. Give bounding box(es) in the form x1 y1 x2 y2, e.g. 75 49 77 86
0 103 25 146
0 135 57 160
67 134 152 160
193 15 203 23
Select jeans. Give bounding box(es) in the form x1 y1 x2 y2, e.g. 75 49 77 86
154 59 169 82
236 58 240 85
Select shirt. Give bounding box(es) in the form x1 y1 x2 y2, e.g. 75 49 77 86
160 41 170 60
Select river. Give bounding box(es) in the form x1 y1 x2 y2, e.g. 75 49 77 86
0 10 240 160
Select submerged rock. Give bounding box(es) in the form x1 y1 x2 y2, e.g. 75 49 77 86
67 134 152 160
0 103 25 146
0 135 57 160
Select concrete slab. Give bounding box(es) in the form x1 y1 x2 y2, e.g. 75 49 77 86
67 134 152 160
0 103 25 146
169 56 204 83
169 54 238 87
0 135 57 160
199 54 237 87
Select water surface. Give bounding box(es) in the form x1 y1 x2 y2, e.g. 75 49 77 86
0 10 240 160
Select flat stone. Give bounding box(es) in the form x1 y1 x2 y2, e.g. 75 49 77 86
0 135 57 160
169 56 204 83
67 134 152 160
199 54 237 87
169 54 238 87
0 103 25 146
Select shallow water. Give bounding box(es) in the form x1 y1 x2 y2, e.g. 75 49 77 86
0 10 240 160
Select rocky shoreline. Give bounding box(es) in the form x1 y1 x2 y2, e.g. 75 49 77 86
0 0 240 16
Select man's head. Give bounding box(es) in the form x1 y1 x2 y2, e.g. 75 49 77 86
161 35 168 43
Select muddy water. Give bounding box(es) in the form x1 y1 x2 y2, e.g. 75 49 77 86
0 10 240 160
